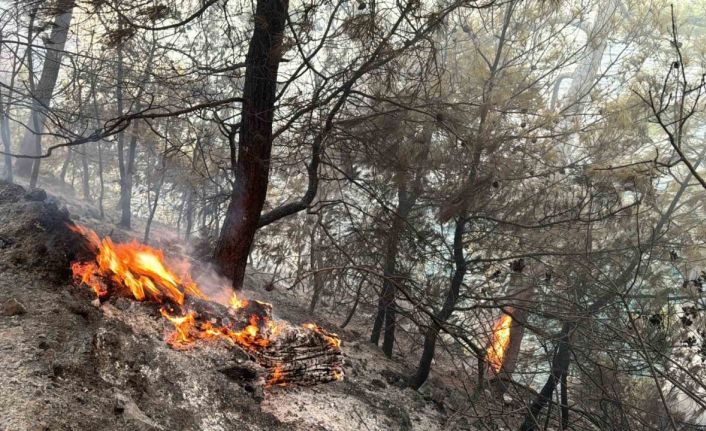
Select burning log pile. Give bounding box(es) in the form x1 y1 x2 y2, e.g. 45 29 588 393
69 224 344 387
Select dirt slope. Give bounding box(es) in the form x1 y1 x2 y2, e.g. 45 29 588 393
0 181 458 431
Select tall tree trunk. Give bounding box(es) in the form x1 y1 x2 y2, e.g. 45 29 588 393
214 0 289 289
409 217 467 389
176 190 187 233
115 33 128 227
519 325 573 431
97 141 105 218
371 128 431 357
485 271 533 395
185 189 194 240
308 212 325 313
59 148 72 183
341 277 365 329
370 181 415 357
81 147 91 201
90 72 104 218
0 90 13 182
15 0 75 177
114 34 155 228
560 370 569 430
119 119 139 227
144 164 166 243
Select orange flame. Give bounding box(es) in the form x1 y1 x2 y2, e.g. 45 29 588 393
68 224 342 384
268 364 285 387
303 322 341 348
486 313 513 373
69 224 204 305
229 292 248 309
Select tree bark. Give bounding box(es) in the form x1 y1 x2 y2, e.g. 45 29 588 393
80 147 91 201
114 34 155 228
560 369 569 430
0 90 12 182
370 181 415 357
88 67 105 218
120 119 139 227
185 189 195 240
308 212 325 313
15 0 75 177
97 141 105 218
214 0 289 289
371 127 432 356
519 325 573 431
144 158 165 243
409 217 467 389
341 278 364 329
59 148 72 183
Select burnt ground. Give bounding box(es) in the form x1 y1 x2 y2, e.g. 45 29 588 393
0 180 476 431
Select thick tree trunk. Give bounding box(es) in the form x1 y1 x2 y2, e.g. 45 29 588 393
409 217 466 389
214 0 289 289
15 0 75 177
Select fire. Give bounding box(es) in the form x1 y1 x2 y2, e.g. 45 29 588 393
268 365 285 387
160 309 199 346
486 313 513 373
69 224 204 305
69 224 342 384
303 322 341 348
229 292 248 309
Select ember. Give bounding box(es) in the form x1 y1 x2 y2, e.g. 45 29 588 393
486 313 512 373
69 224 344 386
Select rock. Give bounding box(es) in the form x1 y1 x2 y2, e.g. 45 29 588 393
0 180 25 201
371 378 387 389
252 385 265 403
219 361 261 383
0 235 12 249
1 297 27 316
380 369 405 387
113 297 133 311
114 391 164 430
24 188 47 202
382 400 412 431
454 416 473 430
29 420 49 431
